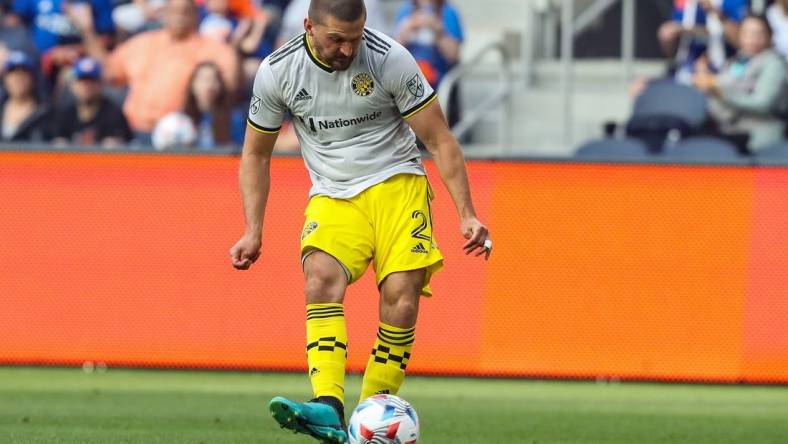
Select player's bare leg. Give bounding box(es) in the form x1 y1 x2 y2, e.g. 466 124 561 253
359 269 425 402
270 250 349 443
304 250 348 305
378 269 423 328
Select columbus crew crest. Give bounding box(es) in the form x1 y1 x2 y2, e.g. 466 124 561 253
351 72 374 96
301 221 318 240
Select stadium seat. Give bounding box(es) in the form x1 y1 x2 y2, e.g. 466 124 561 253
631 80 708 127
662 136 749 164
625 80 708 153
753 141 788 165
574 137 651 161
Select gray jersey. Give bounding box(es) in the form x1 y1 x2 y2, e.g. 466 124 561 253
248 28 436 198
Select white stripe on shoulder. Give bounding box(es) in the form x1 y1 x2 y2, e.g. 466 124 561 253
269 34 305 61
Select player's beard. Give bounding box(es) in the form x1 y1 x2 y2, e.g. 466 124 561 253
332 56 353 71
312 37 354 71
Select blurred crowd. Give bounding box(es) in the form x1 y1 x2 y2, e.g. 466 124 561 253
626 0 788 154
0 0 465 151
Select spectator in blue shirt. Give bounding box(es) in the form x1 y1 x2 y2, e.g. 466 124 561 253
1 1 44 96
395 0 462 88
0 1 38 59
395 0 463 128
12 0 114 83
658 0 749 61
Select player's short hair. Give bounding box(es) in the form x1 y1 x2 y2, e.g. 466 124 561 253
308 0 366 24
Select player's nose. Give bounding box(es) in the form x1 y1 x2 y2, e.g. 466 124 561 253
339 43 353 57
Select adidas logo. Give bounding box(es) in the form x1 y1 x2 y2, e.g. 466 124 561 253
410 243 428 254
310 367 320 377
295 88 312 101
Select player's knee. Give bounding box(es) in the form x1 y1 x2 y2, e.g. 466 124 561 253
304 268 346 304
381 300 419 328
381 290 420 327
393 296 419 318
303 251 348 304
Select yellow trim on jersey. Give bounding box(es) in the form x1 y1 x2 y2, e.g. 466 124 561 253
305 34 333 71
247 118 281 135
402 92 438 119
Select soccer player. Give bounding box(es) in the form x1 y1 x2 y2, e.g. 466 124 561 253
229 0 491 442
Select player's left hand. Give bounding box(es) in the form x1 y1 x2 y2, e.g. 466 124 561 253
461 217 491 260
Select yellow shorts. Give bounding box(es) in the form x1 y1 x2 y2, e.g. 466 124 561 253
300 173 444 296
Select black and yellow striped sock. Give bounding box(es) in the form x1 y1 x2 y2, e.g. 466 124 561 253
359 322 415 402
306 303 347 405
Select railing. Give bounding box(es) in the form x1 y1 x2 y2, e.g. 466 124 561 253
438 40 514 151
527 0 637 147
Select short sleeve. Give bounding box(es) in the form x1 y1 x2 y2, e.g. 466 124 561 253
247 60 286 133
382 44 437 119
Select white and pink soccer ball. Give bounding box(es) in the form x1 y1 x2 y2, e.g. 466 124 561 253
348 394 419 444
152 112 196 150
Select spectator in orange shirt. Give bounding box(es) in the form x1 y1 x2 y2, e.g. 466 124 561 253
75 0 239 142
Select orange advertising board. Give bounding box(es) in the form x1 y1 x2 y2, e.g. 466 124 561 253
1 153 786 383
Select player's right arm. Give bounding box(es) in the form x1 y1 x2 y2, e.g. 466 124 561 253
230 125 278 270
230 60 287 270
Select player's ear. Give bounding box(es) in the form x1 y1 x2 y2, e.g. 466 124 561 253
304 18 313 34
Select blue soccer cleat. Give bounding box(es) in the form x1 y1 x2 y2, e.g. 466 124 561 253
269 396 347 443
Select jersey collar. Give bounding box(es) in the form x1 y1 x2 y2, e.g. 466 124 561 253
305 34 335 73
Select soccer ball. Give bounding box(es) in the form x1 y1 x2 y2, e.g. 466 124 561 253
348 394 419 444
152 112 197 150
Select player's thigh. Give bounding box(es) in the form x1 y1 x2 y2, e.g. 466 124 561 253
301 195 374 285
371 175 443 294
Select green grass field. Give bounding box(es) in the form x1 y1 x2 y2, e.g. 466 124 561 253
1 367 787 443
